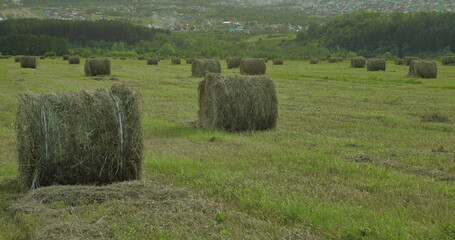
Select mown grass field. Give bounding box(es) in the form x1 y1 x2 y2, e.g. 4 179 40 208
0 57 454 239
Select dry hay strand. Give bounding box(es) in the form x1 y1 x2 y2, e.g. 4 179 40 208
309 59 319 64
395 59 404 65
198 73 278 131
328 57 343 63
16 84 142 189
62 55 69 60
226 57 242 69
272 59 284 65
350 56 366 68
171 58 181 64
408 60 437 78
20 56 38 68
68 56 80 64
441 56 455 65
367 59 386 71
186 58 195 64
12 180 282 240
15 56 22 62
404 56 419 66
191 59 221 77
240 59 266 75
147 57 159 65
84 57 111 76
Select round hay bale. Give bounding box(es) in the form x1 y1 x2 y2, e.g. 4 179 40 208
408 60 437 78
147 58 159 65
309 59 319 64
441 56 455 65
395 59 404 65
272 59 284 65
20 56 38 68
171 58 181 64
198 73 278 132
62 55 70 60
351 56 366 68
226 57 242 69
84 58 111 76
15 56 22 62
186 58 195 64
404 56 419 66
367 59 386 71
328 57 343 63
239 59 266 75
191 59 221 77
16 84 143 189
68 56 80 64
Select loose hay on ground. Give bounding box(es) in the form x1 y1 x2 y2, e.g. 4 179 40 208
191 59 221 77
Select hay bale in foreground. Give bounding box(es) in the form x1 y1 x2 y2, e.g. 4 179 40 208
395 59 404 65
16 84 142 188
272 59 284 65
367 59 386 71
84 58 111 76
198 73 277 131
147 58 159 65
63 55 69 60
240 59 266 75
15 56 22 62
191 59 221 77
226 57 242 69
309 59 319 64
404 56 419 66
408 60 437 78
171 58 181 64
351 56 366 68
20 56 38 68
441 56 455 65
186 58 195 64
68 56 80 64
328 57 343 63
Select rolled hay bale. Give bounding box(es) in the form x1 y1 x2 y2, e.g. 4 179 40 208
441 56 455 65
20 56 38 69
198 73 277 131
272 59 284 65
147 58 159 65
395 59 404 65
191 59 221 77
309 59 319 64
68 56 80 64
367 59 386 71
186 58 195 64
226 57 242 69
404 56 419 66
62 55 69 60
15 56 22 62
16 84 143 189
351 56 366 68
408 60 437 78
328 57 343 63
84 57 111 76
171 58 181 64
240 59 266 75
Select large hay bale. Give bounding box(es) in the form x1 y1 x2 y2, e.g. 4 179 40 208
15 56 22 62
198 73 277 131
395 59 404 65
441 56 455 65
328 57 343 63
408 60 437 78
226 57 242 69
367 59 386 71
16 84 142 189
240 59 266 75
272 59 284 65
309 59 319 64
186 58 195 64
191 59 221 77
84 58 111 76
20 56 38 68
404 56 419 66
147 58 159 65
171 58 181 64
68 56 80 64
62 55 69 60
351 56 366 68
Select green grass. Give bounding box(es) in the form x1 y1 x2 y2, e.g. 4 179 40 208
0 58 454 239
244 34 295 43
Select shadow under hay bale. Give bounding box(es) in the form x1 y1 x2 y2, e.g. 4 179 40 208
240 59 266 75
147 58 159 65
395 59 404 65
171 58 181 64
20 56 38 68
367 59 386 71
408 60 437 78
309 59 319 64
84 57 111 76
404 56 419 66
68 56 80 64
62 55 69 60
441 56 455 65
272 59 284 65
351 57 366 68
186 58 195 64
16 84 142 189
226 57 242 69
198 73 277 132
191 59 221 77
